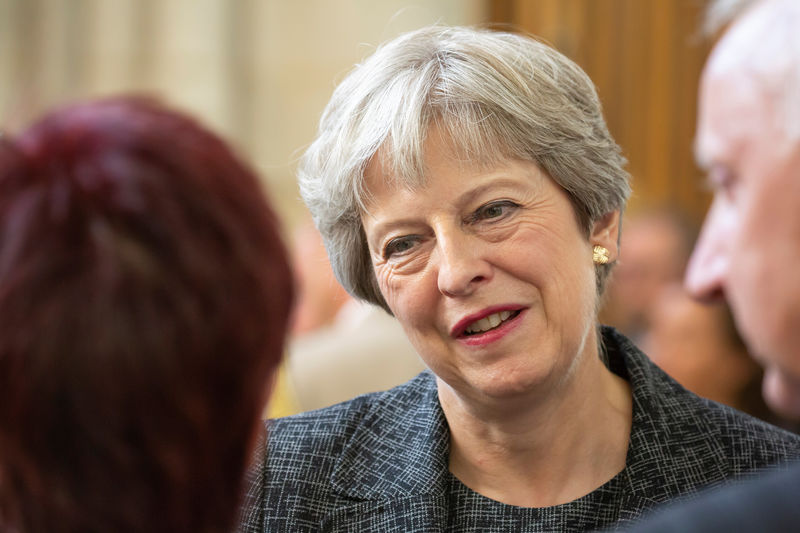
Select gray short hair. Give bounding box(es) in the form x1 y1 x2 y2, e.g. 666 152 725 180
709 0 800 140
703 0 755 35
299 25 630 312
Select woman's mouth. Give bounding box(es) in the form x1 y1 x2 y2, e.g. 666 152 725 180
451 305 524 340
454 307 524 347
463 310 520 336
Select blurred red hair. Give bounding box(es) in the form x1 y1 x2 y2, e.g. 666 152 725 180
0 97 294 532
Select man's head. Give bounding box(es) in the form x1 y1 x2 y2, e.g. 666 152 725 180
686 0 800 419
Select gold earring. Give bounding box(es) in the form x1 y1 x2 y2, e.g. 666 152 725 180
592 245 610 265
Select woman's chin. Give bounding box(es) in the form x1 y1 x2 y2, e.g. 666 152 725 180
440 364 556 404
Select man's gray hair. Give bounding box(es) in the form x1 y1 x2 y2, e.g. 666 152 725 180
707 0 800 140
703 0 755 35
298 25 630 312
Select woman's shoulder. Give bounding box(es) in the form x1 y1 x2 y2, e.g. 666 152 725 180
647 383 800 480
605 326 800 472
266 370 438 458
598 327 800 509
239 370 444 531
648 360 800 456
688 396 800 463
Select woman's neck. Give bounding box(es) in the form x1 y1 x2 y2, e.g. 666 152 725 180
438 349 632 508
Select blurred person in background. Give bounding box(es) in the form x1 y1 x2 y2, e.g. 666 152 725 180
0 97 294 533
627 0 800 530
643 283 772 421
238 25 800 532
273 220 425 414
601 209 696 343
289 220 351 337
263 220 351 417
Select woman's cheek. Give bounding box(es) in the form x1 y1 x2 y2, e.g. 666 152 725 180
379 268 432 323
374 265 403 308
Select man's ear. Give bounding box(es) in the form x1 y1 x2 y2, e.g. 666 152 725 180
590 210 621 261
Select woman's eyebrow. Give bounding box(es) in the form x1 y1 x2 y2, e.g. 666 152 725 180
367 217 422 240
365 176 530 237
453 176 531 207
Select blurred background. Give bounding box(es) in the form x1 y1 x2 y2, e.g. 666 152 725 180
0 0 711 227
12 0 779 424
0 0 485 227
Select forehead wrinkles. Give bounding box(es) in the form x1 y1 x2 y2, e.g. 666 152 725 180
698 62 769 161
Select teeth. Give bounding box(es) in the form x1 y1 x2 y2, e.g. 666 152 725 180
465 311 513 334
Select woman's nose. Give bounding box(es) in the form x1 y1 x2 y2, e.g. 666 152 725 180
684 199 729 302
435 231 492 297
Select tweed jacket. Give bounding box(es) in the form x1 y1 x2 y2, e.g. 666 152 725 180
624 461 800 532
237 327 800 532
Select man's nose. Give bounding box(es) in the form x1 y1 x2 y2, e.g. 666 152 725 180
684 198 730 302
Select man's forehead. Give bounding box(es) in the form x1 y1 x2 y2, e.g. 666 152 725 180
695 71 761 169
708 0 797 79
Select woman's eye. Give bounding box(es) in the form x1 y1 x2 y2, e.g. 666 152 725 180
383 236 418 258
473 201 518 221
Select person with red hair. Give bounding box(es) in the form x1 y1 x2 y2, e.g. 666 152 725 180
0 97 294 533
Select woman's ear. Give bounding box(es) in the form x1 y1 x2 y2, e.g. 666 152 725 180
590 210 621 261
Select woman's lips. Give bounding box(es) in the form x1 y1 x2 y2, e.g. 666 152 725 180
456 308 525 347
450 306 525 340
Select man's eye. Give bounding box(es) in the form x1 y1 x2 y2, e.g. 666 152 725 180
707 166 735 191
383 236 417 258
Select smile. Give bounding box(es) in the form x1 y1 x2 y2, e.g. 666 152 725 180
453 307 525 347
451 305 526 343
464 310 519 335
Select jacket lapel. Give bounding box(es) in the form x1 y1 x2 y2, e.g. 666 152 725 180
319 493 449 532
324 371 451 531
604 327 729 505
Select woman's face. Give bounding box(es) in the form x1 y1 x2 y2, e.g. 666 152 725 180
361 130 619 402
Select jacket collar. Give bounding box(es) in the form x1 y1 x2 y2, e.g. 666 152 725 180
329 370 450 501
326 327 731 519
324 371 450 531
603 326 730 503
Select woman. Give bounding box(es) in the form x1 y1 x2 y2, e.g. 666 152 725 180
239 26 800 532
0 97 294 533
